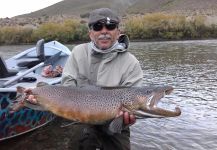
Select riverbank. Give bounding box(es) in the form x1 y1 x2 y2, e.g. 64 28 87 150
1 13 217 45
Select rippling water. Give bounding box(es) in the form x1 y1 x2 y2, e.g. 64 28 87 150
129 40 217 150
0 40 217 150
0 45 34 59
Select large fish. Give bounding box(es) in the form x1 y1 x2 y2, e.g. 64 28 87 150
11 83 181 126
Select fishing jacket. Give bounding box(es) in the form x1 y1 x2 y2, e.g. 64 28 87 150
61 35 143 87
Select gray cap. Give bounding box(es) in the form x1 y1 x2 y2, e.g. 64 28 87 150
88 8 120 26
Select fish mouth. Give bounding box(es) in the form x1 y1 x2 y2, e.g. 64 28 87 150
135 86 181 118
134 107 181 118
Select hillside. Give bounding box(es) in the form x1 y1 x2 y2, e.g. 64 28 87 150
16 0 135 18
17 0 217 18
1 0 217 27
127 0 217 15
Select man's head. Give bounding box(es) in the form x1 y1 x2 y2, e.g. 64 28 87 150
88 8 120 50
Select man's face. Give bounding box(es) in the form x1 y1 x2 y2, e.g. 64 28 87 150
89 21 120 50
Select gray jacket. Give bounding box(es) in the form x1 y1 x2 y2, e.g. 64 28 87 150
61 42 143 87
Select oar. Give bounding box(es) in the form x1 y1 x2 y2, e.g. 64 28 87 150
1 51 62 88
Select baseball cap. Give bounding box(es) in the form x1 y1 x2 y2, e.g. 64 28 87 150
88 8 120 26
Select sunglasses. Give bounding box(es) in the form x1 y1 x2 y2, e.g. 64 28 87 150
90 22 118 31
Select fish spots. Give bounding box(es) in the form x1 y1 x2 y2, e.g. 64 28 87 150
10 85 180 126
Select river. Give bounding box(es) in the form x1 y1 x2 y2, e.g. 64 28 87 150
0 40 217 150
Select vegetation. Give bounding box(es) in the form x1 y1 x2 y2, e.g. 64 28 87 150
124 13 217 40
0 19 89 45
31 19 89 43
0 13 217 45
0 26 33 45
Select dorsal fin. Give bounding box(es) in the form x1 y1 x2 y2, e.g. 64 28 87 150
36 82 49 87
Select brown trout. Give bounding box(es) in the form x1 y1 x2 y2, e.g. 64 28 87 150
11 84 181 125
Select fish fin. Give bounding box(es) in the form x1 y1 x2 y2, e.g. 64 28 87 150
9 98 45 112
15 87 25 102
9 100 25 113
16 86 25 94
24 101 46 111
60 121 80 128
108 115 124 135
36 82 49 87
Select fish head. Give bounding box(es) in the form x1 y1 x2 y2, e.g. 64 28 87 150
121 86 164 111
131 86 181 118
135 85 174 105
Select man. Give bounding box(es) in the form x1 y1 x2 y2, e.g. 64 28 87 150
61 8 143 150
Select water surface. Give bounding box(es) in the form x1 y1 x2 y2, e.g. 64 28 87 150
129 40 217 150
0 40 217 150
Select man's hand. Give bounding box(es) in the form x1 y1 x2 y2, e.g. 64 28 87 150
117 111 136 126
24 88 37 104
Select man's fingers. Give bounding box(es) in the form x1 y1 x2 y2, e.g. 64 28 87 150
116 111 136 125
24 88 33 94
129 114 136 125
123 112 130 125
123 112 136 125
27 95 37 103
116 110 123 117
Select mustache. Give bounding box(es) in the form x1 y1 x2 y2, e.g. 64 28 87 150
98 34 111 40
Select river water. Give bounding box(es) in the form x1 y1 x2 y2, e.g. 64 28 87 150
130 40 217 150
0 40 217 150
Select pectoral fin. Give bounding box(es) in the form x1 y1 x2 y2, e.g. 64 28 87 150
108 115 124 135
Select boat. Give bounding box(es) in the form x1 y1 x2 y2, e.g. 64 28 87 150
0 39 71 141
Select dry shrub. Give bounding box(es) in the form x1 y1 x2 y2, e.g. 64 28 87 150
124 13 215 40
0 26 33 44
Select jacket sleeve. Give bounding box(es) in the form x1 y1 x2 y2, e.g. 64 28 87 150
61 51 78 87
121 59 143 87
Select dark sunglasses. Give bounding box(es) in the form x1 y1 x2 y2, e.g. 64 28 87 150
90 22 118 31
